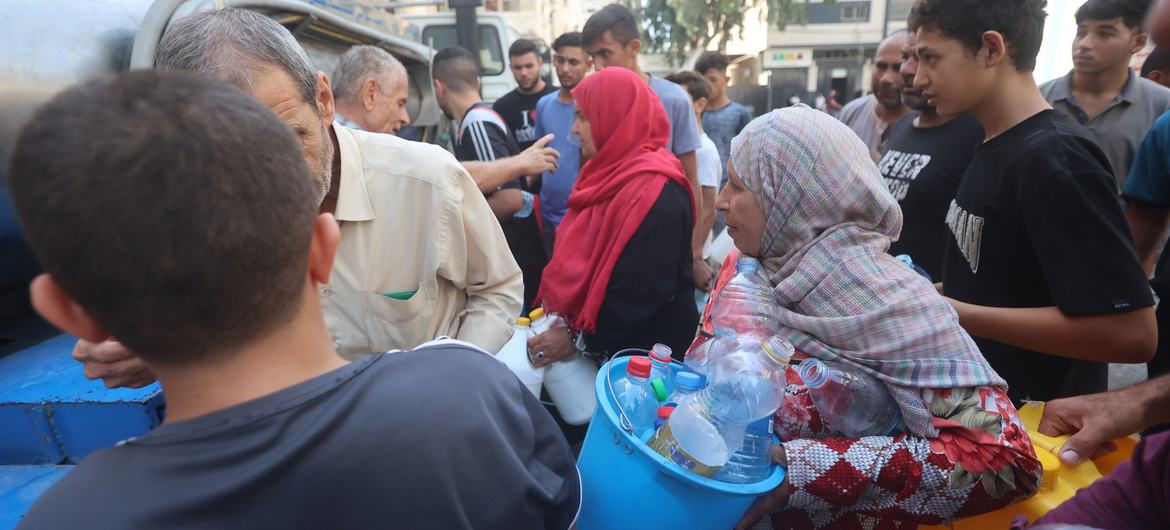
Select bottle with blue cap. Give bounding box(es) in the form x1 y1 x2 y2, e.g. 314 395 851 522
797 358 903 437
666 371 704 406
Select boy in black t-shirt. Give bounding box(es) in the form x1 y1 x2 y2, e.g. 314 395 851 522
494 38 557 152
909 0 1156 402
879 30 984 280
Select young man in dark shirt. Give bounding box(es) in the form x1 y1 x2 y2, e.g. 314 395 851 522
910 0 1156 402
10 71 579 530
878 31 984 280
494 38 557 152
434 46 547 311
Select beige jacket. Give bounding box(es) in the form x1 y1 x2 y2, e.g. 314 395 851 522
322 124 523 359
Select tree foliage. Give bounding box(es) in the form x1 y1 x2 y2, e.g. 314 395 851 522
627 0 827 63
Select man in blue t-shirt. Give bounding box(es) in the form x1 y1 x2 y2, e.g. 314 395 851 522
582 3 708 290
534 32 593 256
695 51 753 189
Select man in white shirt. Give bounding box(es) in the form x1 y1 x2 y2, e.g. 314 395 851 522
71 8 524 386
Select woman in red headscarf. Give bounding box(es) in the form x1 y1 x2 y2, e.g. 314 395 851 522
527 67 698 367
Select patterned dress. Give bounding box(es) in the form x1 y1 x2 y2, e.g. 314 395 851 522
769 365 1041 529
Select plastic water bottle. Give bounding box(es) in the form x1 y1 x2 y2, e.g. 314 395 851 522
494 317 545 398
685 257 781 377
650 336 794 476
529 307 599 425
613 357 658 436
648 343 674 394
797 358 902 437
895 254 932 281
709 256 779 338
667 371 704 406
684 328 737 378
713 417 775 484
654 404 676 430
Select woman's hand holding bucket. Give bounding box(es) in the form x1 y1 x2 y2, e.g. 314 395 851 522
734 444 789 530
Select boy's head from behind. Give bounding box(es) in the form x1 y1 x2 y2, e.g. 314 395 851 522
8 70 323 366
664 70 712 120
909 0 1048 116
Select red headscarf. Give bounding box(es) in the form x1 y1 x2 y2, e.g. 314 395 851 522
536 67 695 333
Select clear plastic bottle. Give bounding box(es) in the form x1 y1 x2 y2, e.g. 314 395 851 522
613 357 658 436
797 358 902 437
709 256 780 338
648 343 674 394
494 317 545 398
713 417 775 484
529 307 599 425
650 335 794 476
685 257 781 377
667 371 704 406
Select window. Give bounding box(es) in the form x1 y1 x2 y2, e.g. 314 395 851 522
887 0 914 21
799 1 873 24
421 24 505 76
841 3 870 22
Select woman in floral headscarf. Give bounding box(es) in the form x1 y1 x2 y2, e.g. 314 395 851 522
712 107 1042 529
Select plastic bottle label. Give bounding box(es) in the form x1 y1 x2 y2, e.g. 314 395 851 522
648 424 721 477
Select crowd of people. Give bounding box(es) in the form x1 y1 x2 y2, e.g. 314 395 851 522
8 0 1170 528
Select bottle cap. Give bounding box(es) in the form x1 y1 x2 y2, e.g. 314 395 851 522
736 256 760 273
674 371 703 392
797 358 829 388
626 356 652 378
657 404 676 419
651 379 669 402
762 336 795 365
516 317 531 327
528 307 546 320
649 343 672 362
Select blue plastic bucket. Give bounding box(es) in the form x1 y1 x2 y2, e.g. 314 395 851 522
576 356 786 529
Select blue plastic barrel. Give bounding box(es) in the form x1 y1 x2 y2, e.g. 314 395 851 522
576 356 785 529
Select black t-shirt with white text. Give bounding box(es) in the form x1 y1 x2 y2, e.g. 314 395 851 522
493 85 557 152
879 112 984 279
941 110 1153 402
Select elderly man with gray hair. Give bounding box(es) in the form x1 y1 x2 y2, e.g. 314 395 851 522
70 7 525 388
332 45 411 135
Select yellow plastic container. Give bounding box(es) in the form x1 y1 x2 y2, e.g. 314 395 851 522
921 401 1138 530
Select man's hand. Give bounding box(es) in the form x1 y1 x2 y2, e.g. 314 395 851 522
735 444 789 530
1038 389 1144 465
693 258 714 292
516 134 560 176
72 339 157 389
527 321 577 369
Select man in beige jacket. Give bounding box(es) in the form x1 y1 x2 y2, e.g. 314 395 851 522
71 8 523 386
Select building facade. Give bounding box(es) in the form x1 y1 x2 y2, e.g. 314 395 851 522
763 0 912 108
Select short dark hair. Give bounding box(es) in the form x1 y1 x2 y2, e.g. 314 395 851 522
1142 48 1170 77
694 52 731 76
582 3 639 48
552 32 584 53
1075 0 1152 30
433 46 479 92
7 71 318 365
664 71 711 103
508 38 540 59
909 0 1048 72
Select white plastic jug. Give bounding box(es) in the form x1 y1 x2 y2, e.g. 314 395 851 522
530 308 599 425
494 317 545 398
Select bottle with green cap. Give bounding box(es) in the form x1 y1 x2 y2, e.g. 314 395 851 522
613 356 659 438
648 343 675 395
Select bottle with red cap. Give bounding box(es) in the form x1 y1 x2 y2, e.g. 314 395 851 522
613 357 659 437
